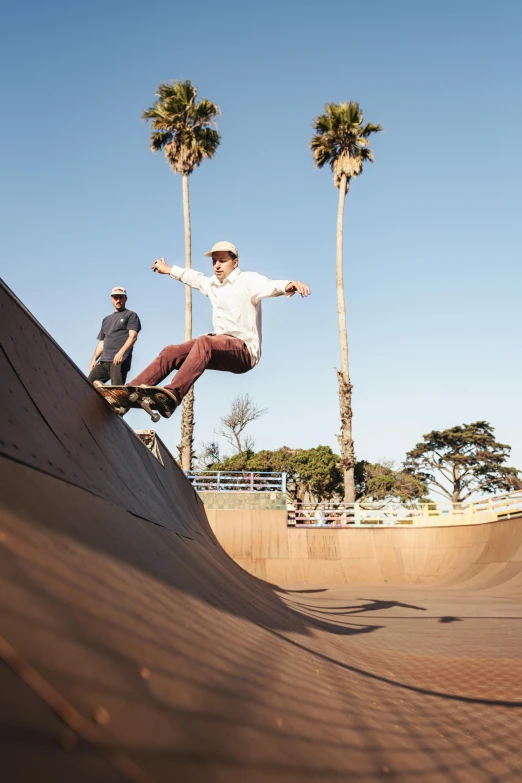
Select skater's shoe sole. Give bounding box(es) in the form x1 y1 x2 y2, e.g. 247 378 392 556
153 390 178 419
93 381 130 416
134 386 179 419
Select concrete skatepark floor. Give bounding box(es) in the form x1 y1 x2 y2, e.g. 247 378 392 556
1 278 521 782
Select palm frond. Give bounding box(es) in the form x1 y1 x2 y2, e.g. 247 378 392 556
156 79 196 109
310 100 382 188
361 122 384 138
193 127 221 158
193 98 221 125
142 79 220 175
150 130 172 152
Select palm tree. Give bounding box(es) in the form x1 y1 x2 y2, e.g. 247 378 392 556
142 80 220 471
310 101 382 502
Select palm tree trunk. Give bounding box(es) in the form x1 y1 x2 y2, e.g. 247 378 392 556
336 173 355 503
180 174 195 472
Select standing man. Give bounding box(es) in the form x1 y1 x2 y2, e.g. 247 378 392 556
114 241 309 413
89 286 141 385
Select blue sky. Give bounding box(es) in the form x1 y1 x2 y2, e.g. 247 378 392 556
1 0 521 475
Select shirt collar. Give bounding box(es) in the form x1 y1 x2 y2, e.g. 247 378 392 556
211 267 241 286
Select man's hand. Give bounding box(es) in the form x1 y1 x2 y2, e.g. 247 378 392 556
89 358 97 372
151 257 172 275
113 349 125 366
285 281 311 298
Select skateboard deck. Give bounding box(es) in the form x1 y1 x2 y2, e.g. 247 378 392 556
94 384 178 423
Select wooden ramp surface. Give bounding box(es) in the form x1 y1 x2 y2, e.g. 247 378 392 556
207 509 522 591
1 279 522 783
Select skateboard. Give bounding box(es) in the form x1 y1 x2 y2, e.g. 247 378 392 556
94 383 178 423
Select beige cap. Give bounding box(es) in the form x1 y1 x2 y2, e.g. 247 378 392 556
111 286 127 296
204 240 238 258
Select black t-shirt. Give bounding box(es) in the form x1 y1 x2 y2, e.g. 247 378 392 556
97 309 141 362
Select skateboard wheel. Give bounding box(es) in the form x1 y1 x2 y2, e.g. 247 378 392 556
129 392 139 402
151 413 160 423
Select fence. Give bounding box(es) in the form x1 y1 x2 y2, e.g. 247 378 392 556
290 490 522 527
186 470 522 527
186 470 287 493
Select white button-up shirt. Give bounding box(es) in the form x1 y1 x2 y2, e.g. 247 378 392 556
169 266 291 366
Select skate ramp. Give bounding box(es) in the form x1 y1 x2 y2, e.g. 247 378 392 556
207 509 522 591
1 279 522 783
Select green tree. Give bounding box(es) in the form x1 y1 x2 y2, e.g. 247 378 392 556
310 101 382 504
290 446 343 502
142 80 220 471
215 445 343 503
354 460 428 504
243 447 296 474
404 421 522 503
214 447 295 474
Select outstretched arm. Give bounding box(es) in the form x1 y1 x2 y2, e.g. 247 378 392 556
151 257 211 296
249 272 311 304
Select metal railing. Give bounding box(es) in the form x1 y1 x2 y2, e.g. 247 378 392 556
289 490 522 527
185 469 522 526
186 470 287 493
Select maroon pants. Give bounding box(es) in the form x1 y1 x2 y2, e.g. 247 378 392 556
129 334 253 402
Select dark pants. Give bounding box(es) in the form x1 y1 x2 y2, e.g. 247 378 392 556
89 358 131 386
129 334 253 402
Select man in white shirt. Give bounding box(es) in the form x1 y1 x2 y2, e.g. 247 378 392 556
127 241 310 408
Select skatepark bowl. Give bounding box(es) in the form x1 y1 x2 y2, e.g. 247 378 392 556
1 277 522 783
